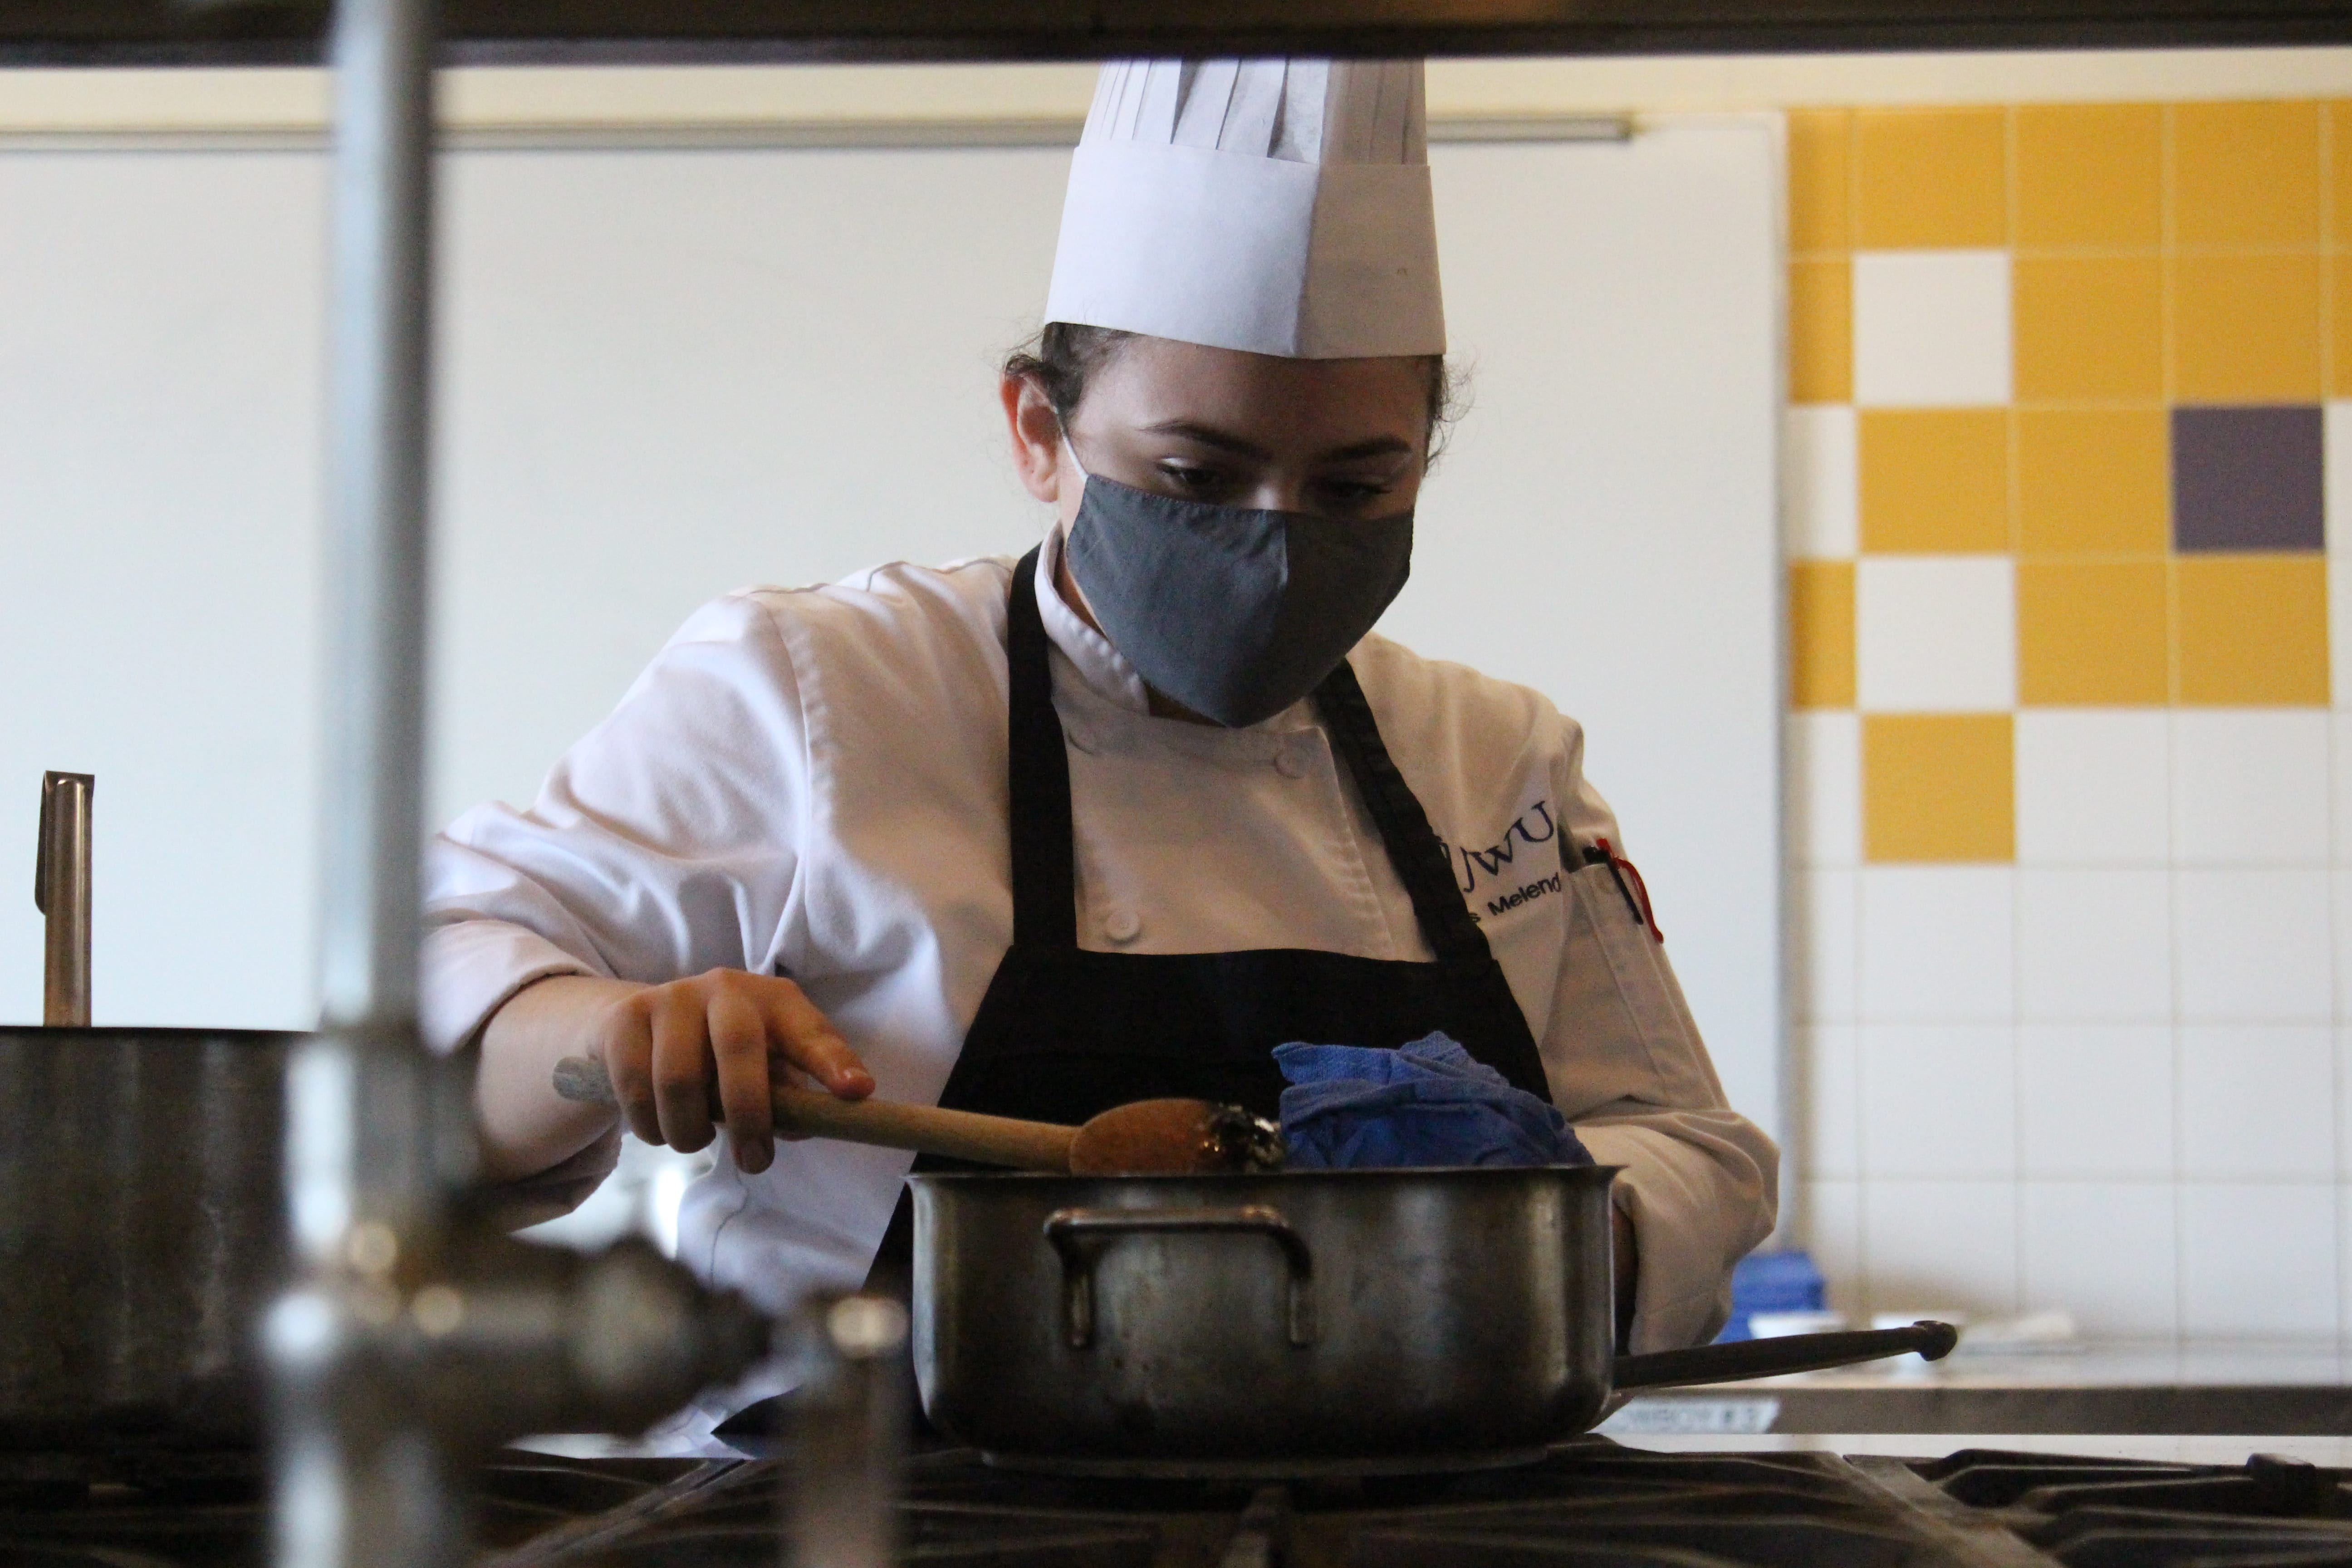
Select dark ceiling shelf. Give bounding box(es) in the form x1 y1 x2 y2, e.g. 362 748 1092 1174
4 0 2349 66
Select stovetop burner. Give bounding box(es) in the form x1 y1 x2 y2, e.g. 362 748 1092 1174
10 1441 2351 1568
497 1441 2352 1568
0 1449 714 1568
1864 1447 2352 1568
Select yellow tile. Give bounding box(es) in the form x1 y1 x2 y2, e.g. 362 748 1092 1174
2173 100 2323 251
2013 255 2165 402
2336 253 2352 400
1788 108 1852 253
2014 103 2163 250
2016 409 2170 556
1854 107 2007 249
2017 561 2170 706
1789 258 1852 404
1858 409 2009 554
2172 253 2324 402
2333 101 2352 250
2174 554 2330 706
1863 713 2014 863
1790 561 1857 709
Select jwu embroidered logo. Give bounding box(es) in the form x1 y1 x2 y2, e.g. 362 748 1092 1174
1441 800 1563 922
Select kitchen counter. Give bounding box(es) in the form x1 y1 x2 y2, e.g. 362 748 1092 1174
1611 1341 2352 1435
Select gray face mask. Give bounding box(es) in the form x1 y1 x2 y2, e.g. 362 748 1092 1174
1062 457 1414 728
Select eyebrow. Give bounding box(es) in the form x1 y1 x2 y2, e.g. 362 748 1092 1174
1139 420 1414 464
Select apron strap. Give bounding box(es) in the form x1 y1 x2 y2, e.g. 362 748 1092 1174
1315 657 1495 969
1006 546 1079 949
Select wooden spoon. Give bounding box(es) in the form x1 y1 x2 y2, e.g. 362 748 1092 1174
550 1055 1284 1176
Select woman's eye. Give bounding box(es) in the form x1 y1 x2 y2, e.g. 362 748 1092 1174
1318 479 1394 507
1159 463 1226 493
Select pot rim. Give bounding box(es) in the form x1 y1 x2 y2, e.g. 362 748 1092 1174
0 1025 297 1043
909 1163 1623 1187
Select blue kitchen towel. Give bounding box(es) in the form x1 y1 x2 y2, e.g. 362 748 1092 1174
1274 1032 1595 1169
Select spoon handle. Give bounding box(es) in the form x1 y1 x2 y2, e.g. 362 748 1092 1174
551 1054 1075 1172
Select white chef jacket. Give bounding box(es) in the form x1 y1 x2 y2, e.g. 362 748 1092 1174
421 524 1778 1376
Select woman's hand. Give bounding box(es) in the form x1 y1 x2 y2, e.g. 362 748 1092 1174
597 969 874 1172
473 968 874 1183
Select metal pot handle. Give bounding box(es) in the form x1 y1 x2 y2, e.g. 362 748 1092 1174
1042 1205 1316 1350
1610 1319 1960 1391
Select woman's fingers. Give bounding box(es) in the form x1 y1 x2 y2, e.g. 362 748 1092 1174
586 970 866 1161
601 998 665 1147
758 980 875 1100
707 983 776 1173
648 985 719 1153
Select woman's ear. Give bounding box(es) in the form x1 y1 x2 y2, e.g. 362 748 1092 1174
1001 374 1065 505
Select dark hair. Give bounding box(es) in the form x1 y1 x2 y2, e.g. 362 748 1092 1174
1003 321 1464 466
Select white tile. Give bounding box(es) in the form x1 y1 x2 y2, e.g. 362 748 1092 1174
1803 1179 1864 1318
1858 866 2015 1022
2335 719 2352 855
2175 869 2333 1022
2017 869 2172 1022
2341 1184 2352 1342
2326 401 2352 555
1858 1024 2015 1178
2181 1182 2339 1338
2338 873 2352 1021
1862 1179 2020 1319
1793 869 1859 1024
2020 1182 2178 1337
2018 1025 2175 1180
1784 405 1859 559
1852 250 2013 407
2331 561 2352 711
2338 1027 2352 1178
1856 556 2015 711
2180 1024 2336 1179
2015 710 2172 866
1804 1023 1861 1179
1787 711 1861 868
2173 710 2332 865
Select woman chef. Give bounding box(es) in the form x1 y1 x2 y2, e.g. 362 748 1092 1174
422 57 1777 1428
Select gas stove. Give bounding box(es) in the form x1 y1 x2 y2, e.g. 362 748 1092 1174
0 1449 715 1568
11 1441 2352 1568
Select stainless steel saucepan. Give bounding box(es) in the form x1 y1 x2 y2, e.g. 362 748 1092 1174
911 1165 1952 1475
3 771 293 1449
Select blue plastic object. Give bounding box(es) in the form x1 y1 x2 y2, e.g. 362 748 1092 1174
1715 1248 1828 1343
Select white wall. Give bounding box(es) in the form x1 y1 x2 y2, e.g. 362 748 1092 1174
0 127 1781 1149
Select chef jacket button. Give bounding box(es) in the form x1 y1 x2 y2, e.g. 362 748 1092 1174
1274 747 1309 778
1103 907 1142 943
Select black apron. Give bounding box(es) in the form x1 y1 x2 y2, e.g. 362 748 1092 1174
862 545 1553 1287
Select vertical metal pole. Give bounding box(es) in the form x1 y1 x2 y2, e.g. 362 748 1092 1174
272 2 452 1567
318 0 434 1041
788 1296 907 1568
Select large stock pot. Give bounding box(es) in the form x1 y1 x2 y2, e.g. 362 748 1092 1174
910 1165 1952 1475
0 1025 291 1449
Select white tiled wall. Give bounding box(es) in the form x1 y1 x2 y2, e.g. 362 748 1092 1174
1794 702 2352 1335
1792 460 2352 1337
1789 398 2352 1338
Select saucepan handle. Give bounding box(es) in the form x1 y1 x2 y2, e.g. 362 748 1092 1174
1042 1205 1316 1350
1610 1319 1960 1392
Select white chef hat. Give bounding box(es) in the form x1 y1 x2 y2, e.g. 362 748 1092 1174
1044 59 1445 360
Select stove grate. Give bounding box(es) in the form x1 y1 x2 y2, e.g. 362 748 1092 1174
1881 1446 2352 1568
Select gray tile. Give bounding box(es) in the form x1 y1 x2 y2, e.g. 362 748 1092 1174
2173 404 2325 553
